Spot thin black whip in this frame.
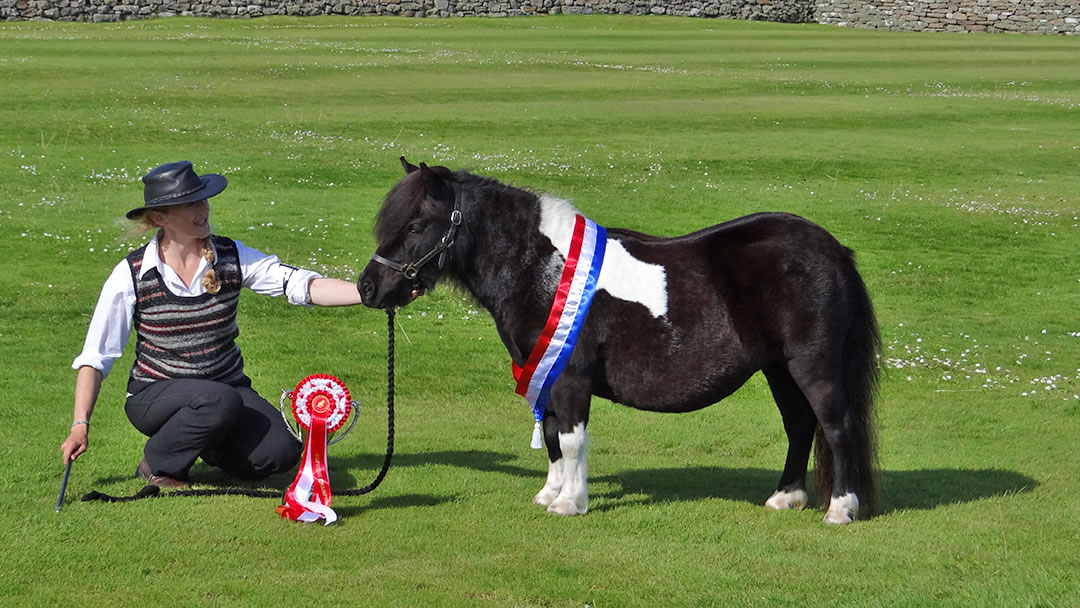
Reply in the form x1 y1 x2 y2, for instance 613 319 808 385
82 308 397 504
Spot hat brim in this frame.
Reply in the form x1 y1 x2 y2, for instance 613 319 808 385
126 174 228 220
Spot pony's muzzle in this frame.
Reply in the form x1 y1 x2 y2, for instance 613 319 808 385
357 273 379 308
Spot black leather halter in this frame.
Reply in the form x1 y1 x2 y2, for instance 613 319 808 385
370 182 462 282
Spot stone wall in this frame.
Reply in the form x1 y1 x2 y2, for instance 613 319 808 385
1 0 1078 34
0 0 813 22
817 0 1080 34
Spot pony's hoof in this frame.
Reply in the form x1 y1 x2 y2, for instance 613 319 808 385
533 488 559 507
764 489 808 511
823 493 859 525
547 498 587 516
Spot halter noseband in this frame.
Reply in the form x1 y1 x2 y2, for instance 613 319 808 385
370 182 462 282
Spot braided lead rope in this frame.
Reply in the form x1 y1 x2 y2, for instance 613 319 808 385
82 308 397 504
339 308 395 496
82 485 281 502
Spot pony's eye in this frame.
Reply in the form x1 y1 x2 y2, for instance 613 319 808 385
408 223 424 234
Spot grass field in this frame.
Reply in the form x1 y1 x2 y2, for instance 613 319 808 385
2 14 1079 607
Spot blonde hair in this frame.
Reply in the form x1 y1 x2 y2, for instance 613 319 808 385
200 238 221 295
133 211 220 295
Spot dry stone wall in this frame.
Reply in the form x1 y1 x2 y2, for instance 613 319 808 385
2 0 1078 34
818 0 1080 34
0 0 813 21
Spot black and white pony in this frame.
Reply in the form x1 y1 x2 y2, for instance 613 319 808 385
358 158 880 524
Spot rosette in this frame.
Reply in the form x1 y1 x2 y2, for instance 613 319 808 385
290 374 352 432
276 374 351 526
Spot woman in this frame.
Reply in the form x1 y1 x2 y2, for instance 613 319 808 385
60 160 364 488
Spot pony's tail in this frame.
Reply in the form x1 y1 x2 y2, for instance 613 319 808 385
814 259 881 517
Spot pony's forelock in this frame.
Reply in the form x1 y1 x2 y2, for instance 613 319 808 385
374 172 427 244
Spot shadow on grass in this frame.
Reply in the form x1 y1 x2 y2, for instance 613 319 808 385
82 450 529 510
333 451 1037 515
590 466 1039 514
331 449 541 483
87 450 1036 516
334 493 457 517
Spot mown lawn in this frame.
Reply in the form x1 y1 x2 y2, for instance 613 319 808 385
1 15 1078 607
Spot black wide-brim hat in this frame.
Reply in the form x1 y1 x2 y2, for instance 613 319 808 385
126 160 228 220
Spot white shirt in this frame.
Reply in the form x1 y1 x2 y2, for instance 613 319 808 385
72 233 323 379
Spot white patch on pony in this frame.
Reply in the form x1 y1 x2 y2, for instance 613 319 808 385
538 195 668 318
547 422 589 516
599 240 668 318
824 492 859 525
764 489 808 511
533 458 564 507
538 195 581 255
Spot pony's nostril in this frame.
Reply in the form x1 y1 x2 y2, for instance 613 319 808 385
358 276 377 304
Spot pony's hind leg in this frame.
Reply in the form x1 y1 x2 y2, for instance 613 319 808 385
533 411 565 507
788 358 867 525
762 364 815 511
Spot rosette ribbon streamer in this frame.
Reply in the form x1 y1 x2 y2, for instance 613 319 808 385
276 374 353 525
512 214 606 448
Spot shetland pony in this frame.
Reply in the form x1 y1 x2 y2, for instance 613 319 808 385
358 158 880 524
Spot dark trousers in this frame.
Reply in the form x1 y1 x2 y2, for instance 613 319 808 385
125 379 302 481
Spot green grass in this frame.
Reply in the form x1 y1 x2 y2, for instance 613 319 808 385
2 15 1079 607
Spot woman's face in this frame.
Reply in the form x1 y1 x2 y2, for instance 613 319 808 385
152 200 211 241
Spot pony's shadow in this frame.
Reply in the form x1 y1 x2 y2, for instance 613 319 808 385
590 466 1038 514
320 451 1040 515
92 451 1036 516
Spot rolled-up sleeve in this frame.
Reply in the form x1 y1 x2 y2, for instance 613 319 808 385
71 260 136 379
236 240 323 306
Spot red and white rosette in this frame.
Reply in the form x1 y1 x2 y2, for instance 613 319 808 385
276 374 351 526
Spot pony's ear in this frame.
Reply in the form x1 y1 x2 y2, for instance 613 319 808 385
419 162 453 180
419 162 454 196
401 156 419 174
419 162 436 187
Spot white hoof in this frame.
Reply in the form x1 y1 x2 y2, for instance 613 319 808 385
533 487 560 507
547 496 587 516
823 492 859 525
764 489 808 511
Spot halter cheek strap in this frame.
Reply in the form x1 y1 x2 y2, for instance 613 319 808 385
370 183 463 283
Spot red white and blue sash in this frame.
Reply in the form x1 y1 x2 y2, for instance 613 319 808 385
512 214 606 448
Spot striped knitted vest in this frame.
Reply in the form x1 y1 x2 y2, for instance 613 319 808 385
126 235 247 392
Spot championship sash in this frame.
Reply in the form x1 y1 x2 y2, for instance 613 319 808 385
512 214 606 448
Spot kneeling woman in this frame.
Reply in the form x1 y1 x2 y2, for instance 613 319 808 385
60 161 364 488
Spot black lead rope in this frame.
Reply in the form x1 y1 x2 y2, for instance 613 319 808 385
82 309 397 504
339 307 395 497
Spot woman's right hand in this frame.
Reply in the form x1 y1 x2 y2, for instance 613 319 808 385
65 366 103 465
61 426 89 465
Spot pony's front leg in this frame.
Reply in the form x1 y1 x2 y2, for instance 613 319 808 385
533 413 565 507
535 370 592 516
547 422 588 516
